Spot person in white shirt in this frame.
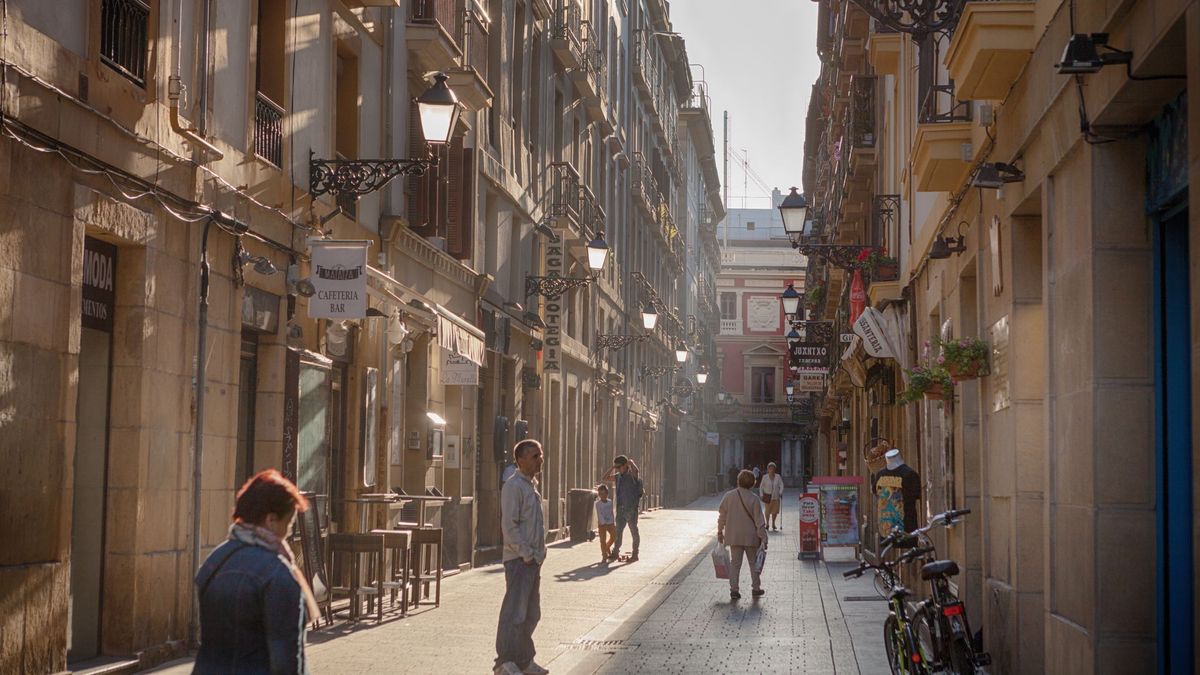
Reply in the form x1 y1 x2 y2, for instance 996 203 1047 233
594 484 616 562
759 462 786 531
494 440 549 675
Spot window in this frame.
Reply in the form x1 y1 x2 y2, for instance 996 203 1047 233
720 292 737 321
746 221 755 230
254 0 286 166
297 360 331 522
235 335 259 487
100 0 150 86
751 366 775 403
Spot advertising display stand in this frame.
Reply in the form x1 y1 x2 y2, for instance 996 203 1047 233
797 493 821 560
809 476 862 561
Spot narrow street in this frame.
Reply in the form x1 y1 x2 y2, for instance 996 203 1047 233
147 491 888 674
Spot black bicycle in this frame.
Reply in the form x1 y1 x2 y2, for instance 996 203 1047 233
845 541 936 674
902 509 992 674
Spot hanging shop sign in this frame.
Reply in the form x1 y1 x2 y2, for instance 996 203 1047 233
436 305 486 367
441 351 481 385
798 493 821 559
797 371 826 392
82 236 117 333
853 307 897 359
840 335 868 388
791 342 829 371
543 240 564 373
308 239 369 319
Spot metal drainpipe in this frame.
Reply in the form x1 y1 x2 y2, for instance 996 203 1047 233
197 0 212 135
190 216 214 643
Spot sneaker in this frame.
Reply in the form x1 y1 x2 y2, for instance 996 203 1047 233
629 553 639 562
495 662 522 675
752 588 766 597
730 590 741 600
522 661 550 675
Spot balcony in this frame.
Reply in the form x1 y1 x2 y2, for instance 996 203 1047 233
868 31 903 76
253 92 284 167
631 152 663 219
100 0 150 86
445 6 493 111
944 1 1036 101
632 31 657 101
550 0 583 71
572 20 607 124
912 121 973 191
407 0 463 75
720 319 739 335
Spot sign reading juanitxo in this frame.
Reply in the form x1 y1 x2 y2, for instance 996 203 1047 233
308 239 369 319
791 342 829 372
82 236 117 333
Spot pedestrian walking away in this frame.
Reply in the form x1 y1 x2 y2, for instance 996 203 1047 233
759 462 785 531
602 454 643 562
194 469 320 675
717 470 768 600
594 484 616 562
495 440 550 675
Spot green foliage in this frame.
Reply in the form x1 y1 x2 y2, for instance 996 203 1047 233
898 362 952 404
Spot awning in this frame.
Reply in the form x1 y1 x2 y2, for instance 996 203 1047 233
365 266 436 327
435 304 486 366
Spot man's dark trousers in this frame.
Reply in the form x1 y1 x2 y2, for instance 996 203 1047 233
495 559 541 669
612 505 640 557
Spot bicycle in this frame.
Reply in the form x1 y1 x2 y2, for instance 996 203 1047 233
898 508 992 674
844 541 935 675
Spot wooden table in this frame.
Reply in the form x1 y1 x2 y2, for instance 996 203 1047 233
343 494 411 532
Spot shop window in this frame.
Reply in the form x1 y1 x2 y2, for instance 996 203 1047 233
297 360 332 524
751 366 775 403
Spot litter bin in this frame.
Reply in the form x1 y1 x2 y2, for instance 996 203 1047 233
567 488 597 542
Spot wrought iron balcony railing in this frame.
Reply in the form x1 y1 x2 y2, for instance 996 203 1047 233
464 6 490 81
552 0 583 60
920 82 972 124
100 0 150 86
849 75 876 148
254 92 285 168
548 162 583 223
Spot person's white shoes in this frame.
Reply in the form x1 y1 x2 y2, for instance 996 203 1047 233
522 661 550 674
494 661 522 675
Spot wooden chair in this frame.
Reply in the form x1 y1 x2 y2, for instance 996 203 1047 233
369 529 412 615
407 527 443 608
296 493 333 627
326 532 386 622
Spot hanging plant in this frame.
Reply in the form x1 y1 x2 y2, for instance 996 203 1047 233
937 336 991 381
806 283 825 308
898 363 953 404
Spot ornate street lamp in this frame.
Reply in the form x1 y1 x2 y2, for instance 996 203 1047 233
785 381 795 397
641 302 659 331
780 283 802 318
674 342 689 364
778 187 808 236
786 327 802 347
586 232 610 271
696 367 709 385
310 73 460 204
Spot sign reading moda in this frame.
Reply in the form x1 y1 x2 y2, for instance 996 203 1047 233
308 239 370 319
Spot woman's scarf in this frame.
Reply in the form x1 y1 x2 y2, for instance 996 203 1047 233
230 521 322 623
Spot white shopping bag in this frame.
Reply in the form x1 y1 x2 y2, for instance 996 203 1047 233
712 541 731 579
754 546 767 575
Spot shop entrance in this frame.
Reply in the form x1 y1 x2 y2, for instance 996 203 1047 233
743 436 781 476
69 237 117 662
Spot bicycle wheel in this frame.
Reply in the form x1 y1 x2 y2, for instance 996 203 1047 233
911 605 940 669
884 615 905 675
948 635 976 674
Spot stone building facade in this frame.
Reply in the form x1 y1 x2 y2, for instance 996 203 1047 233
0 0 720 672
802 0 1199 671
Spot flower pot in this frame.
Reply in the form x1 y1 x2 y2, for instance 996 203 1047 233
923 383 945 400
872 263 899 282
948 360 986 381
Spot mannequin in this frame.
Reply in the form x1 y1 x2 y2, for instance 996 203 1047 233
873 448 921 539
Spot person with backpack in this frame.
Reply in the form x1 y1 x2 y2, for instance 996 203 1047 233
717 470 768 600
602 455 643 562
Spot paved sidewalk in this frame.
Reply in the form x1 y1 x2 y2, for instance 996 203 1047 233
146 490 888 674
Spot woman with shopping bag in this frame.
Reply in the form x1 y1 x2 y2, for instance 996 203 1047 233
717 470 768 600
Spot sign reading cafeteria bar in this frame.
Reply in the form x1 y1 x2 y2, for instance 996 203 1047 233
308 239 369 319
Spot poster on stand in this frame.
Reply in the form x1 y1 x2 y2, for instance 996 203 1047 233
810 476 861 548
798 493 821 559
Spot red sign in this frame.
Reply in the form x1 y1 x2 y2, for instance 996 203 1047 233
849 269 866 325
798 493 821 559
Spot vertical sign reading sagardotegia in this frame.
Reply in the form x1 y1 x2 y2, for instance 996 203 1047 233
542 239 563 373
308 239 370 319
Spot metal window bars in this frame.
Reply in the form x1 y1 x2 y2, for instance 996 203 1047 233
254 92 285 167
100 0 150 86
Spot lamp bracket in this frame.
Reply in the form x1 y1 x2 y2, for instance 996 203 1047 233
595 333 651 351
309 151 435 201
631 271 683 337
793 244 877 270
640 365 678 379
524 274 595 300
845 0 966 38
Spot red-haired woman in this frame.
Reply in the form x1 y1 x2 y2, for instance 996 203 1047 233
194 469 320 674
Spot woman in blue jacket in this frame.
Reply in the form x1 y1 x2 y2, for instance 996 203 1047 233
194 469 320 674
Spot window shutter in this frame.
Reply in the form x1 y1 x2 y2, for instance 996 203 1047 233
446 138 474 259
407 101 435 234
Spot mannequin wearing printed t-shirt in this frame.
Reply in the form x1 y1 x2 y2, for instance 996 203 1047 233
873 449 920 540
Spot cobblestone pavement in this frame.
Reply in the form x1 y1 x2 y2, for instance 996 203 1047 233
146 490 889 674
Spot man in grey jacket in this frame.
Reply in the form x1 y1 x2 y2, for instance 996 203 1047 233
494 439 549 675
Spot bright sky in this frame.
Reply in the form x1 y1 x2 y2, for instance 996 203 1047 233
669 0 820 210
